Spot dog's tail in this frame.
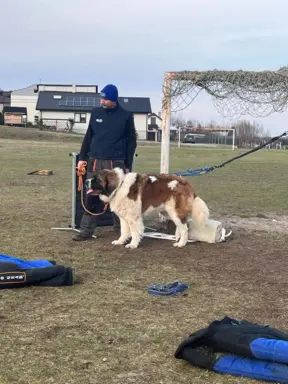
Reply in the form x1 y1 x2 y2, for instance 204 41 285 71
190 196 209 226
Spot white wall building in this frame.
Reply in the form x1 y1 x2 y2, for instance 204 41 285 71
11 85 38 122
10 84 152 140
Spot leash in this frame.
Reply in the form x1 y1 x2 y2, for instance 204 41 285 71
212 130 288 170
76 161 108 216
174 130 288 177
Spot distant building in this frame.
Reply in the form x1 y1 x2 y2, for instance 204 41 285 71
10 84 152 139
147 112 162 141
0 90 11 113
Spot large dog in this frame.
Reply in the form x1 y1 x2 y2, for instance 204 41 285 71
85 168 210 249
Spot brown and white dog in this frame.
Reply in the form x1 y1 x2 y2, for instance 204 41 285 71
86 168 209 249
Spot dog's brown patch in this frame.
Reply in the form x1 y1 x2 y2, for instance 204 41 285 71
127 174 142 200
127 173 197 221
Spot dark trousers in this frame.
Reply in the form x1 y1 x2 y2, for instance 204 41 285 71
79 158 125 236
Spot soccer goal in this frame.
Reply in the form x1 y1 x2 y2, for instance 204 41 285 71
160 69 288 173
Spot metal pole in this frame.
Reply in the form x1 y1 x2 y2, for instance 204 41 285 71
70 152 77 229
51 151 98 236
51 152 79 233
160 72 173 174
132 153 138 172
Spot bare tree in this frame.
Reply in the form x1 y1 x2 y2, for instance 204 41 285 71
232 120 270 147
171 113 186 129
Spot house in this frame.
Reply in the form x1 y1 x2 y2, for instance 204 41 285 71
36 91 152 139
0 90 11 113
10 84 98 127
147 112 162 141
3 106 27 126
146 112 179 142
11 84 152 140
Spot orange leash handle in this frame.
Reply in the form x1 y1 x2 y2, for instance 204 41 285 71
76 161 87 192
76 162 108 216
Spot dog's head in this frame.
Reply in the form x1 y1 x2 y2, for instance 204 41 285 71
85 167 125 199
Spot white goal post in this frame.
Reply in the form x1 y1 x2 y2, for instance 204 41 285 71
160 72 173 174
160 72 235 174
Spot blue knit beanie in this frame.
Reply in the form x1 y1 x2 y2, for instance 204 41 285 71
100 84 118 102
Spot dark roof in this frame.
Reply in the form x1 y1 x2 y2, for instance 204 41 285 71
148 123 159 129
3 106 27 114
119 96 151 113
148 112 162 120
36 91 151 114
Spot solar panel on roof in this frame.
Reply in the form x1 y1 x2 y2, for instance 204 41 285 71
58 96 101 107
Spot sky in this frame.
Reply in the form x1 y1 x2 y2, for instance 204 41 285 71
1 0 288 134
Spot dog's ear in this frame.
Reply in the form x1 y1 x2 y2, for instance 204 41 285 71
104 172 118 195
92 171 108 193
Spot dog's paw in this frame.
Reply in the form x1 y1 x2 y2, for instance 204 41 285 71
125 243 138 249
173 242 185 248
112 239 124 245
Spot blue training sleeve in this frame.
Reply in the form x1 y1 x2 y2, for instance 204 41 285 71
0 254 53 269
250 338 288 364
214 354 288 383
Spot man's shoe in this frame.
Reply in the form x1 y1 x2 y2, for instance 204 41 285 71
72 233 93 241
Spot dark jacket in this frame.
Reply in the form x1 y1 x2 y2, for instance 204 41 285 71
78 103 137 170
175 316 288 370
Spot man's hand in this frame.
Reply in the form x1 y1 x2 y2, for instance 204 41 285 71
77 160 86 170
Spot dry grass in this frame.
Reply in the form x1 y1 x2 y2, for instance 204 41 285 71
1 126 288 384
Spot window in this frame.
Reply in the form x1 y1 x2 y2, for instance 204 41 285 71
151 117 156 124
74 113 86 123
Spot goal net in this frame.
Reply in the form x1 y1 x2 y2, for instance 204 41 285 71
160 68 288 173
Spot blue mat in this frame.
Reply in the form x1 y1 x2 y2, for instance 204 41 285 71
147 280 189 296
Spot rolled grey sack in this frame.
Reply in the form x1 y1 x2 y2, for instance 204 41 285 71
161 214 232 243
187 218 231 243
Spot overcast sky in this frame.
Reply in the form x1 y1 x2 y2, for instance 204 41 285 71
2 0 288 134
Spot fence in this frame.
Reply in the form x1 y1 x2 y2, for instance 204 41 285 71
41 119 73 132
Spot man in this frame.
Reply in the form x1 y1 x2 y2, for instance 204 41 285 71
73 84 137 241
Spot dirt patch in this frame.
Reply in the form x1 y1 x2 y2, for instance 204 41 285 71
2 226 288 384
143 212 288 237
219 214 288 234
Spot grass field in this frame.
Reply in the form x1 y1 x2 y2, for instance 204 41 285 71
1 126 288 384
